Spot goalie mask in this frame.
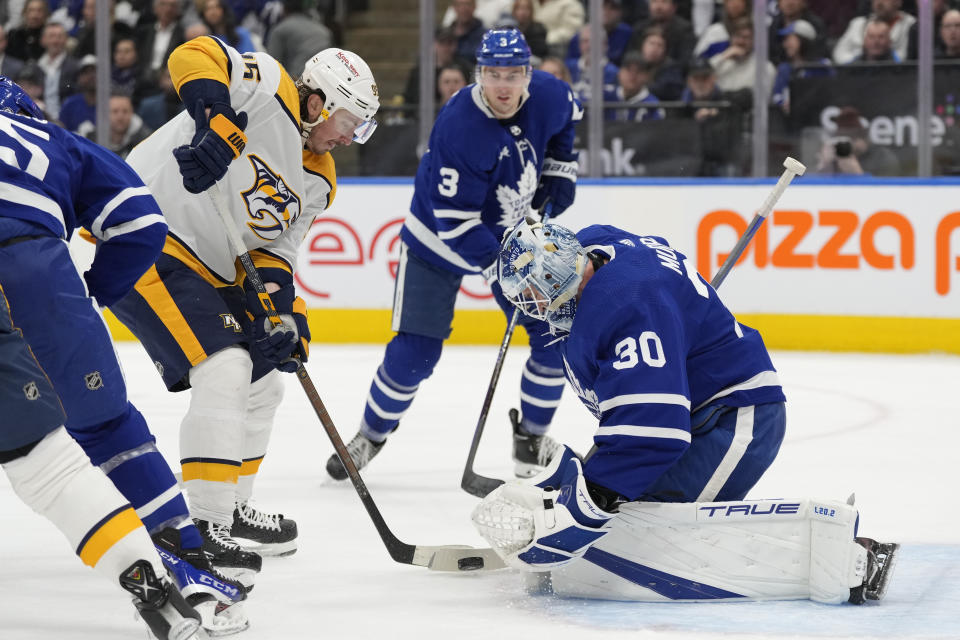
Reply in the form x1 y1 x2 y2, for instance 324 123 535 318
0 76 44 119
498 218 587 333
297 48 380 144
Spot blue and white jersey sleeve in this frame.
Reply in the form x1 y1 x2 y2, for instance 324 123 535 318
71 134 167 307
423 116 501 271
544 80 581 159
578 296 692 500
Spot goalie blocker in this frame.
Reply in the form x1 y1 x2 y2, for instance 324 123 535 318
473 452 898 604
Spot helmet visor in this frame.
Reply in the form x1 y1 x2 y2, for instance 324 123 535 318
325 109 378 144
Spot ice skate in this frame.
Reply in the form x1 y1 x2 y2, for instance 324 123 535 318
231 500 298 557
194 519 262 591
325 431 386 480
848 537 900 604
510 408 563 478
152 527 249 636
119 559 208 640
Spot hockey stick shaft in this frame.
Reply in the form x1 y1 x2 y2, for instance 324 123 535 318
460 202 552 498
710 157 806 289
207 183 504 572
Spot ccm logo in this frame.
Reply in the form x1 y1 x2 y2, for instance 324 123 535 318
699 502 801 517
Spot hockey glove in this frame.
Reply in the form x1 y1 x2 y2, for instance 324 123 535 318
531 150 578 217
471 445 614 571
245 286 311 373
173 100 248 194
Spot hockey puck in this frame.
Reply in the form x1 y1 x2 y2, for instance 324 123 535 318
457 556 484 571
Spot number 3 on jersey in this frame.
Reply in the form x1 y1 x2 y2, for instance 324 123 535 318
613 331 666 370
438 167 459 197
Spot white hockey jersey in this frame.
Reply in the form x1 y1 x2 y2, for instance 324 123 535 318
126 36 336 286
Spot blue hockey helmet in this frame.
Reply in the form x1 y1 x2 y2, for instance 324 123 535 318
498 217 587 333
476 28 531 67
0 76 44 119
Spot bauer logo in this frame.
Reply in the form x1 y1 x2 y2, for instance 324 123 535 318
242 154 302 242
698 502 801 519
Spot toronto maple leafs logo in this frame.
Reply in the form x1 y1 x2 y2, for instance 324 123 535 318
496 159 538 228
562 355 601 419
242 154 302 241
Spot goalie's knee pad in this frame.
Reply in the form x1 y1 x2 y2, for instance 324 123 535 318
549 497 868 604
2 427 163 579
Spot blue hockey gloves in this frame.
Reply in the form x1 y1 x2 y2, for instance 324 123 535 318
532 151 578 217
472 445 614 570
173 100 248 194
245 286 310 373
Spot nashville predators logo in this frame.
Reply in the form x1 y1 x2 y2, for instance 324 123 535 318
242 154 302 241
220 313 243 333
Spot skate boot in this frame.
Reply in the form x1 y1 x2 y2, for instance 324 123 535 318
152 527 249 636
194 519 262 591
231 500 298 557
848 537 901 604
325 431 386 480
119 559 207 640
510 408 564 478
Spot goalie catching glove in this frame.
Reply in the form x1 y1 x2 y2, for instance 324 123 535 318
245 285 310 373
471 445 614 570
531 150 577 217
173 99 248 194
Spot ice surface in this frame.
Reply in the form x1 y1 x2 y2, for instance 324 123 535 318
1 345 958 639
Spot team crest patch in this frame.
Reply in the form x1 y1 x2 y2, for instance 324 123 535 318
23 381 39 401
242 154 302 241
221 313 243 333
84 371 103 390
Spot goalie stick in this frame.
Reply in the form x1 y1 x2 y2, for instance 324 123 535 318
459 157 807 498
207 183 505 573
460 202 552 498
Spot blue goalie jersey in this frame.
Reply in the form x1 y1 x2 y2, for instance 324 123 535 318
0 111 166 306
561 225 786 499
400 69 582 274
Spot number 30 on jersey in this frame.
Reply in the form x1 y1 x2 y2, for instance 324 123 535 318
613 332 666 370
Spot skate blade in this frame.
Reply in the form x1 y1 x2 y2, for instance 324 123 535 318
195 600 249 637
231 536 298 557
170 618 208 640
867 541 901 601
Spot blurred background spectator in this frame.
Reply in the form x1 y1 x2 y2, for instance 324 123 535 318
567 0 632 66
708 17 775 97
137 65 183 130
0 24 25 79
14 60 46 113
538 0 585 55
694 0 748 59
442 0 512 28
111 35 151 105
200 0 258 53
72 0 136 59
538 54 572 82
37 20 79 121
566 22 618 103
771 19 831 113
437 62 469 105
850 18 901 62
266 0 333 76
833 0 915 64
509 0 548 59
6 0 48 62
680 57 749 176
135 0 187 82
448 0 485 60
87 91 152 158
59 53 97 135
603 50 664 121
633 25 685 100
937 8 960 58
816 105 900 176
629 0 695 65
402 26 471 105
767 0 827 64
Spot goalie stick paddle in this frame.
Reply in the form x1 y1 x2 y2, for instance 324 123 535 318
460 202 552 499
460 157 807 498
207 183 505 573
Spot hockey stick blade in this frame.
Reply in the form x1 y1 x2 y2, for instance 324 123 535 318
207 184 506 574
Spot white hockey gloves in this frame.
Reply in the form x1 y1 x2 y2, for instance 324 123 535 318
471 446 613 570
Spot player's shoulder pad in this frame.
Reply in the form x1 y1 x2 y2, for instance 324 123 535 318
303 149 337 209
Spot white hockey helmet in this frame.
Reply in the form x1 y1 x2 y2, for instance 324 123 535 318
297 48 380 144
498 217 587 333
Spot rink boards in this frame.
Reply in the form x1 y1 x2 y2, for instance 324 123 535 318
85 177 960 354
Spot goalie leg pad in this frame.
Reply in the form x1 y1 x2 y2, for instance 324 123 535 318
549 497 875 604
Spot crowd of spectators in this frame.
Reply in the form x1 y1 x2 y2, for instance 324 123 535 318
2 0 956 175
0 0 337 157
